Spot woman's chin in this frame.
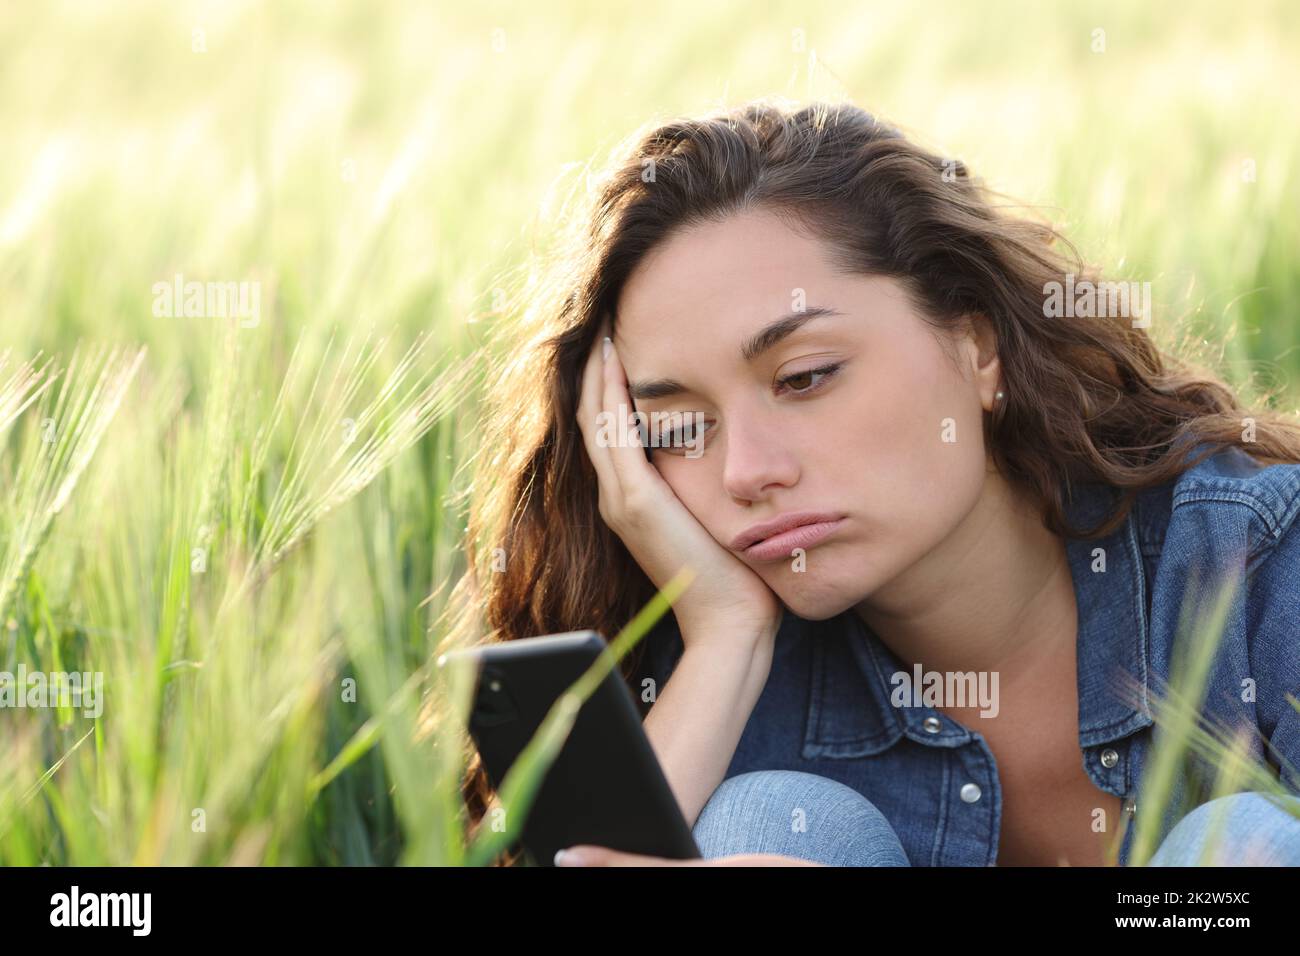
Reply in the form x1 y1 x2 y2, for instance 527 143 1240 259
768 580 863 623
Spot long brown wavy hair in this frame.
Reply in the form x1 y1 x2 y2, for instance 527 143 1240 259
426 97 1300 863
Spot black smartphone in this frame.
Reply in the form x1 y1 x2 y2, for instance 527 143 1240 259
440 630 701 866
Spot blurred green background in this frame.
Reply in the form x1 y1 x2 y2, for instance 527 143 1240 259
0 0 1296 864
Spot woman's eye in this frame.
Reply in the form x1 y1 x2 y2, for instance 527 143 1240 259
776 362 843 395
660 418 711 452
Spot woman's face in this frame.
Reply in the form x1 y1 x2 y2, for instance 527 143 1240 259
612 207 1003 621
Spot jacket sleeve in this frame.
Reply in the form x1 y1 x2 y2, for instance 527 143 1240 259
1247 500 1300 794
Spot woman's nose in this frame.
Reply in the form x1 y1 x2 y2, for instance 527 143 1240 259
719 412 799 502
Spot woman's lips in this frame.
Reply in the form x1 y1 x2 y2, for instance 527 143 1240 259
743 518 847 561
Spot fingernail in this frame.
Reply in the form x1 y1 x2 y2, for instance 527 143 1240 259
554 847 585 866
602 336 612 360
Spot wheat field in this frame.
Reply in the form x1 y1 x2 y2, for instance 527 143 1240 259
0 0 1296 865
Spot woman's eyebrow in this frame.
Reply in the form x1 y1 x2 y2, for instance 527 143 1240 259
626 306 844 400
739 306 844 362
627 377 690 400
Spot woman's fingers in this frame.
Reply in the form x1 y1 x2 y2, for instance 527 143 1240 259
555 845 701 866
575 315 619 505
600 333 664 504
575 313 667 522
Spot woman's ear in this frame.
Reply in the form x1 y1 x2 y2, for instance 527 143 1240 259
963 313 1002 411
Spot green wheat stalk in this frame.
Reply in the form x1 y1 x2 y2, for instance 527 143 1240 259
0 347 145 621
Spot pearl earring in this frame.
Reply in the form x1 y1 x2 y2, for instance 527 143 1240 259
995 390 1005 401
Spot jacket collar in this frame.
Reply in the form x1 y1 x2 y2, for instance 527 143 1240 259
801 479 1158 760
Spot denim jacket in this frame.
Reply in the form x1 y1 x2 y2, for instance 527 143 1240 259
635 443 1300 865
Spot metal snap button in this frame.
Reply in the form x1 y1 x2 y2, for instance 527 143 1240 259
1100 748 1119 768
923 716 942 734
960 782 981 803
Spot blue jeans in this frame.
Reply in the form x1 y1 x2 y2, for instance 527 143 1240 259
691 770 1300 866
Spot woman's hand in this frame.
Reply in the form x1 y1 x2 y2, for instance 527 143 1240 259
554 845 823 867
574 314 784 651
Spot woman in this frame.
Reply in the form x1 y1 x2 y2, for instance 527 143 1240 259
443 98 1300 866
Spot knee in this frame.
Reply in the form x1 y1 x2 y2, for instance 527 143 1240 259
1150 791 1300 866
692 769 909 866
